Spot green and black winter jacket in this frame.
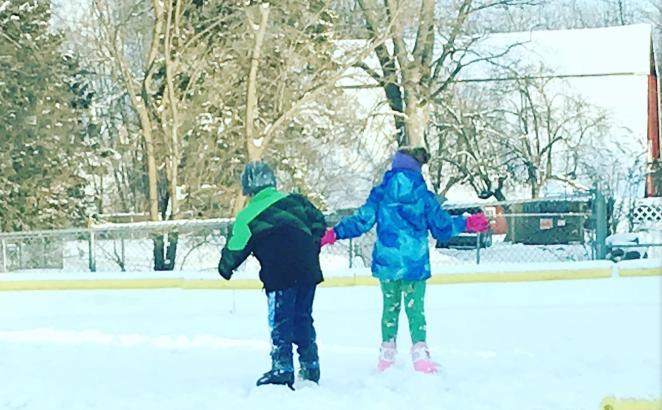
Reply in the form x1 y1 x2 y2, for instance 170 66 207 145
218 187 327 291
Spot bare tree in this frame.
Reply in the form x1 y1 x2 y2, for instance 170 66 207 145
493 75 610 198
226 1 393 212
91 0 160 220
428 67 612 201
352 0 538 147
429 88 511 200
80 1 384 214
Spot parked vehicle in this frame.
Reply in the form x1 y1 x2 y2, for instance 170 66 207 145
435 205 495 249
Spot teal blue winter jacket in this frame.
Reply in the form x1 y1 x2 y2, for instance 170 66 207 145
334 169 465 281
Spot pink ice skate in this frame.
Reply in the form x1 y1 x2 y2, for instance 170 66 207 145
411 342 439 374
377 341 397 372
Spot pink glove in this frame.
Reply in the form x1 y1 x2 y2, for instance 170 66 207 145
465 212 490 233
320 228 337 246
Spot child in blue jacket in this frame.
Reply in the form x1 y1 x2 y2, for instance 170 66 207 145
321 147 488 373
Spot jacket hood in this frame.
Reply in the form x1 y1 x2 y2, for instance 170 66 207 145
382 169 427 204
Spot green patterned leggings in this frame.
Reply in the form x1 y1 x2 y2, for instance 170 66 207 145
379 279 427 344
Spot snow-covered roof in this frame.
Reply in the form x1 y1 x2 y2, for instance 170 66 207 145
462 23 655 80
336 24 657 201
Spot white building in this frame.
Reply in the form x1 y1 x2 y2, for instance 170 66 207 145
340 24 660 200
461 24 659 197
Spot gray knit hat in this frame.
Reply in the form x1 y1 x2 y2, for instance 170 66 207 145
240 161 277 196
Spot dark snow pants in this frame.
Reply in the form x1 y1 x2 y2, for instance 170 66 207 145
267 284 319 372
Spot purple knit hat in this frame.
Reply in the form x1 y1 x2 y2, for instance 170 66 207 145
391 146 430 171
391 151 421 171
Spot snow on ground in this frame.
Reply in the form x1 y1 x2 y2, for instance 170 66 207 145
0 275 660 410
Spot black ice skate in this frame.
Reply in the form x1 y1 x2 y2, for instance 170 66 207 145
298 367 320 384
256 369 295 390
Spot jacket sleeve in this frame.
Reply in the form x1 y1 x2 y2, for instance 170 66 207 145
333 187 381 240
304 198 327 240
424 191 466 242
218 218 253 277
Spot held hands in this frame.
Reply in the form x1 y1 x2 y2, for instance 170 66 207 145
465 212 490 233
320 228 337 246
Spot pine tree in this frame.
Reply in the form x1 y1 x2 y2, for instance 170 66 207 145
0 0 90 231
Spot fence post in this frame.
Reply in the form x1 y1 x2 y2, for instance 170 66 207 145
593 186 608 260
1 239 6 273
475 233 481 264
348 238 353 269
88 230 97 272
41 237 47 269
120 236 126 272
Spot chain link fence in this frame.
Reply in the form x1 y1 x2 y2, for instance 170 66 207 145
0 219 358 273
1 191 660 273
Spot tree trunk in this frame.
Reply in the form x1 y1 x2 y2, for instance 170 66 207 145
113 51 159 222
151 0 181 271
381 81 407 145
153 234 178 271
404 100 429 147
165 233 178 270
530 182 540 198
163 0 181 221
135 107 160 221
152 185 178 271
386 0 434 148
232 3 270 216
494 190 507 202
245 2 270 162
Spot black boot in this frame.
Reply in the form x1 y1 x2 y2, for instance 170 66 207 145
297 342 319 383
256 369 295 390
298 366 320 383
